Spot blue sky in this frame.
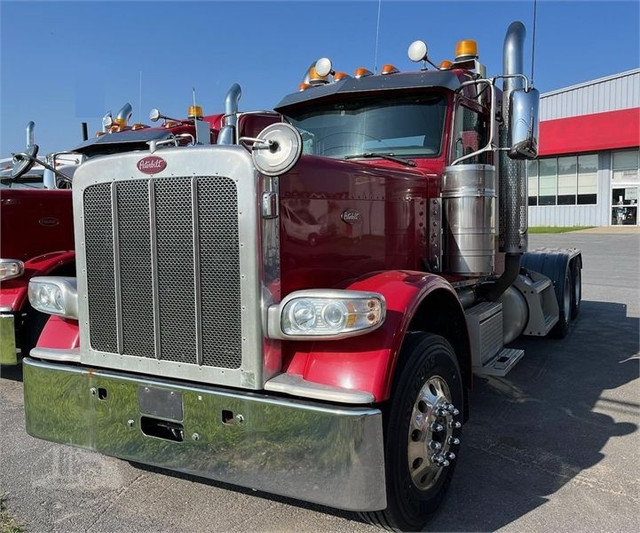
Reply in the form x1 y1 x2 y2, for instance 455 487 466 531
1 0 638 154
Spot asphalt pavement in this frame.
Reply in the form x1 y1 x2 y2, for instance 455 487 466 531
1 231 638 532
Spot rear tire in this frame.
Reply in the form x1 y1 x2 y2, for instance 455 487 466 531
361 332 463 531
570 259 582 319
551 269 571 339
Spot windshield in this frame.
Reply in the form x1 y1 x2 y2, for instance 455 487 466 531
285 93 447 159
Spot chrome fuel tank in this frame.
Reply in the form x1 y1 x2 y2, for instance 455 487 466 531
442 164 496 276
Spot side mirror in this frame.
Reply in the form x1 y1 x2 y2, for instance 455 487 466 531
508 88 539 160
12 143 39 179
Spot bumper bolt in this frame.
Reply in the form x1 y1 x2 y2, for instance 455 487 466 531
127 419 135 427
192 433 200 441
89 387 97 396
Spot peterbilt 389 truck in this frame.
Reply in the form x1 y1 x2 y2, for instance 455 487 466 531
23 22 581 531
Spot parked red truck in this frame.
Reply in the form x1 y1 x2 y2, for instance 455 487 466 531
1 104 276 365
23 22 581 530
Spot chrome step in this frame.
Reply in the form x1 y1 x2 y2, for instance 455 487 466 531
474 348 525 377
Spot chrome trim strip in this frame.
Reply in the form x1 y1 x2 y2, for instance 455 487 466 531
264 373 375 404
110 182 124 354
0 307 13 313
191 177 203 366
148 179 161 360
23 358 386 511
29 347 81 363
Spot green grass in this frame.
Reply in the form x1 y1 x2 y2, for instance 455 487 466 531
529 226 595 234
0 494 25 533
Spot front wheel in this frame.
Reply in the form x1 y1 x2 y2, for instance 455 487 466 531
361 332 464 531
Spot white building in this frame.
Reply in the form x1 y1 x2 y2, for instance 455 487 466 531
528 69 640 227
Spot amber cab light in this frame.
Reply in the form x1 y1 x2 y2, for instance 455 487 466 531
381 64 399 75
439 60 453 69
188 105 203 119
298 82 311 91
455 39 478 60
333 71 350 81
354 68 373 79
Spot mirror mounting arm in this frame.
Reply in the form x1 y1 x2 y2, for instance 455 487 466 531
12 150 71 182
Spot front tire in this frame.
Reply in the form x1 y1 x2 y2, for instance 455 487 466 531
361 333 463 531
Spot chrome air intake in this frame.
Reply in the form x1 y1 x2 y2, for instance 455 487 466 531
499 21 528 254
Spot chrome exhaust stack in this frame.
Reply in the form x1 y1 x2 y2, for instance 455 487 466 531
115 103 133 125
483 21 529 301
26 121 35 147
217 83 242 145
499 21 528 256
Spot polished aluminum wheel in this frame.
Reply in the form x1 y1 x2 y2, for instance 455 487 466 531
407 375 460 491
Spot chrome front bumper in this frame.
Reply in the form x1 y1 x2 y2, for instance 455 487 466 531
23 358 386 511
0 313 17 365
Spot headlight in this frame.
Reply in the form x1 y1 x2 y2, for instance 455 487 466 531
0 259 24 281
28 277 78 319
268 290 386 340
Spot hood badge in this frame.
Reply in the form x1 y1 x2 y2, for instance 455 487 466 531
137 156 167 174
341 209 362 225
39 217 59 227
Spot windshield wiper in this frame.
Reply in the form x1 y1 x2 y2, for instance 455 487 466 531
344 152 416 167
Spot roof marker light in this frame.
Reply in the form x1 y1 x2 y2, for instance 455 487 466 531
439 60 453 69
333 71 350 81
298 82 311 91
354 68 373 79
381 64 399 75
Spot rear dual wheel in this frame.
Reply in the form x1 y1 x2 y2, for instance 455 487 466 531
361 333 463 531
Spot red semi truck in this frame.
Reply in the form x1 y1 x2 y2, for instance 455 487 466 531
1 105 275 365
23 22 581 530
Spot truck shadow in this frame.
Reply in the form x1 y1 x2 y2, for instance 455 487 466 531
429 299 639 531
0 363 23 382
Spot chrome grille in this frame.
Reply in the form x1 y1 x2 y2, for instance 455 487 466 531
83 176 242 369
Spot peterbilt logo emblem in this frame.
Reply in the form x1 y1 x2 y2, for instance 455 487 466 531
341 209 362 224
38 217 59 227
137 156 167 174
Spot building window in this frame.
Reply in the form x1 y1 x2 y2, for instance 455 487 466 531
612 149 639 183
578 154 598 204
527 154 598 206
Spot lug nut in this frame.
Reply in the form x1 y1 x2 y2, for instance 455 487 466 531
441 459 450 467
446 452 456 460
429 441 442 451
449 420 462 429
430 423 444 432
448 437 460 445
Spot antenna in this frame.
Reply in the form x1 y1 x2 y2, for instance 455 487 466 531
138 71 142 120
531 0 538 86
373 0 382 74
192 87 197 107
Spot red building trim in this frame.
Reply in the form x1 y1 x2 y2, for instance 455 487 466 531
539 108 640 156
